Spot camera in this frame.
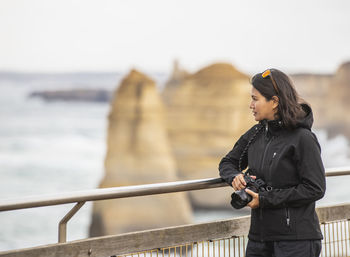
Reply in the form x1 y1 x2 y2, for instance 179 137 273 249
230 172 266 209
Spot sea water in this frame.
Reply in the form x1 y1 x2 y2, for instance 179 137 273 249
0 73 349 251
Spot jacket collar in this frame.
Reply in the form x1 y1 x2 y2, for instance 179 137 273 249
260 119 283 137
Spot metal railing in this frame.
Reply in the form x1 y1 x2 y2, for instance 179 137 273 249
0 168 350 257
0 177 227 243
0 166 350 245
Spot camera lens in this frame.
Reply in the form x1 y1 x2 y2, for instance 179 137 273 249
231 189 252 209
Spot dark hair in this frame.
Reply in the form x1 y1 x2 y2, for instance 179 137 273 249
250 68 306 129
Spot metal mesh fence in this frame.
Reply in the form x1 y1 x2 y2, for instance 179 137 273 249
117 220 350 257
116 236 247 257
321 219 350 257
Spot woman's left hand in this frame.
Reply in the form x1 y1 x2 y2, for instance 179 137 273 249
246 189 259 209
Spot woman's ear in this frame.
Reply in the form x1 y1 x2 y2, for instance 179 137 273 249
272 96 279 109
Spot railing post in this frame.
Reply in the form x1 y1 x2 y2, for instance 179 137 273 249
58 202 85 243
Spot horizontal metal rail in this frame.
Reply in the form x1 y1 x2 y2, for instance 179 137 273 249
0 167 350 211
0 166 349 244
0 177 226 212
1 167 349 212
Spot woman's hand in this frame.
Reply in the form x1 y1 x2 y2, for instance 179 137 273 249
232 174 246 191
232 174 256 191
246 189 259 209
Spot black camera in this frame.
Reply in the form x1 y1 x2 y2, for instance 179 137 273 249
230 172 266 209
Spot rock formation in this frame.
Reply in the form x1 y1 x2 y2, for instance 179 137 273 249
29 89 113 102
162 60 190 105
162 63 255 208
321 62 350 138
89 69 193 236
90 61 350 233
290 73 333 129
291 61 350 139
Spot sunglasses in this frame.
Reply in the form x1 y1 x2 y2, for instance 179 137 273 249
262 69 279 95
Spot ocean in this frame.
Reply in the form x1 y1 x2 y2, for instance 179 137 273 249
0 72 350 251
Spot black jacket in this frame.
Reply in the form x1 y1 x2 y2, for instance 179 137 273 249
219 104 326 241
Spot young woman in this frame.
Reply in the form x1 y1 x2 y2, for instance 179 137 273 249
219 69 326 257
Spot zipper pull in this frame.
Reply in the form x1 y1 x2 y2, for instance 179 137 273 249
269 152 277 166
286 208 290 227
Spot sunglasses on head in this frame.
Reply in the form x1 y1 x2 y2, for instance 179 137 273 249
262 69 279 95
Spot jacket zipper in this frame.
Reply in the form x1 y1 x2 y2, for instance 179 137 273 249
260 137 274 184
259 123 275 242
259 122 272 242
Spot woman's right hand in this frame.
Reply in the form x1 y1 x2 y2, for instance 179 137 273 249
232 174 247 191
232 174 257 191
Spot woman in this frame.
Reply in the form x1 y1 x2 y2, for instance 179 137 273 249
219 69 326 257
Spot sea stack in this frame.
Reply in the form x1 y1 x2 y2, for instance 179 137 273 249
162 63 254 208
89 69 193 236
291 61 350 139
323 62 350 138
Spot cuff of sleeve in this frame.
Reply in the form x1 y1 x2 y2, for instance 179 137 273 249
259 191 268 208
227 176 234 187
228 173 244 187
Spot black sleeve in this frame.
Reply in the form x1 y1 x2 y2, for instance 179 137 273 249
259 130 326 208
218 126 257 186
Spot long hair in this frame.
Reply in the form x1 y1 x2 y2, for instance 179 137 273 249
251 68 306 129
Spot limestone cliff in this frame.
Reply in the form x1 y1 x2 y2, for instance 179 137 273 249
291 61 350 139
322 62 350 138
89 70 193 236
290 73 333 129
162 60 190 105
162 63 255 208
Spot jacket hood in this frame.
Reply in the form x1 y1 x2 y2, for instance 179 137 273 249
259 103 314 135
296 103 314 130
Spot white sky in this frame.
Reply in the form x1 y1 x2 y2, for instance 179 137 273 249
0 0 349 74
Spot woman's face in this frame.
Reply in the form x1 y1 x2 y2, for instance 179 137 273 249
250 87 278 121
